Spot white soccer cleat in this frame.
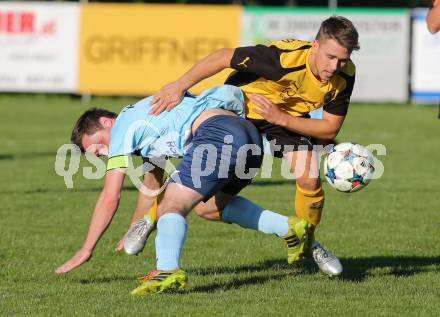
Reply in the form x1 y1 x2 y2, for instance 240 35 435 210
123 218 156 256
311 241 343 277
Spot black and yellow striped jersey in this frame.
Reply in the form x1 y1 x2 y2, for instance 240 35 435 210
225 39 356 120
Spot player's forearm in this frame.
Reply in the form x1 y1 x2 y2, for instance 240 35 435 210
176 48 235 90
82 194 120 252
277 114 340 140
427 5 440 34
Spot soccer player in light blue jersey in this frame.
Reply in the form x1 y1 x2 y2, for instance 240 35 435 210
55 85 312 290
106 85 245 161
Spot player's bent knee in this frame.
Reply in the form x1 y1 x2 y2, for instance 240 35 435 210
296 177 320 191
157 182 204 217
156 197 191 218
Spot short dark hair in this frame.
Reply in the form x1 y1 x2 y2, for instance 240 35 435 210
71 108 117 152
316 16 360 52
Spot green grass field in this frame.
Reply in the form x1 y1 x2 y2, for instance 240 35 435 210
1 95 439 316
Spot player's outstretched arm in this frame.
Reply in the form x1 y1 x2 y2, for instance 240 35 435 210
149 48 235 115
115 165 165 252
55 170 125 273
427 1 440 34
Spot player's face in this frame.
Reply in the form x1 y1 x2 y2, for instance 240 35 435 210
311 38 351 83
81 117 113 156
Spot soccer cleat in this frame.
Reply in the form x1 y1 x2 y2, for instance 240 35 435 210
131 269 187 296
283 217 309 264
311 241 343 277
123 218 156 256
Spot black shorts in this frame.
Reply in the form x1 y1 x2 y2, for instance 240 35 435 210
249 119 316 158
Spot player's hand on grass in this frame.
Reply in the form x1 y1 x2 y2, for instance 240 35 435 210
249 93 285 125
115 235 126 252
55 248 92 274
149 81 186 115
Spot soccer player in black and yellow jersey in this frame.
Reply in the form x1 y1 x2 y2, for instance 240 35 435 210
144 16 359 274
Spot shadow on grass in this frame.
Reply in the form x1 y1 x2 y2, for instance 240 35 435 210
187 258 292 276
76 275 138 284
189 273 288 293
339 255 440 282
0 152 56 160
189 255 440 286
0 154 13 160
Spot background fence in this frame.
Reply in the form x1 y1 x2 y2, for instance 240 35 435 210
0 2 438 102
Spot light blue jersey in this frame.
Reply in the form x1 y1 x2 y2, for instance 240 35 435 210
107 85 244 170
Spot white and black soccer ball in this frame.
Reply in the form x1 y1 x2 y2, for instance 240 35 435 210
324 142 375 193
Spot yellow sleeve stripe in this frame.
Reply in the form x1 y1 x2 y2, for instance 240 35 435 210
107 155 129 171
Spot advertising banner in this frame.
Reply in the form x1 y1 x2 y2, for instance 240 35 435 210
0 2 79 92
241 8 410 102
79 4 241 95
411 8 440 102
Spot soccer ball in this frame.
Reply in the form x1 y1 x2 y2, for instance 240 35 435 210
324 142 375 193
